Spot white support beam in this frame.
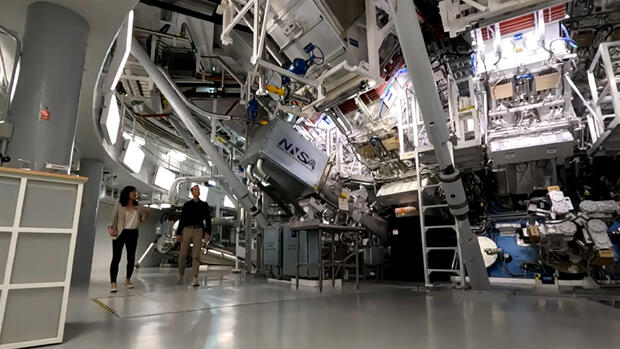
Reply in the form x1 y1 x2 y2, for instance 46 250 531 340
221 0 256 45
393 0 490 290
251 0 270 65
131 38 268 229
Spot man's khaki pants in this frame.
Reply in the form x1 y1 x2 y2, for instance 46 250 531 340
178 227 202 278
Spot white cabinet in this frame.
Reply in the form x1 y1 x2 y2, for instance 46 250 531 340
0 167 86 348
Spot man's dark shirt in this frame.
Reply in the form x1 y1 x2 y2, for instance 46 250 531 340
176 199 212 236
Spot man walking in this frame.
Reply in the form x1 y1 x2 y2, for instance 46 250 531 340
176 184 212 286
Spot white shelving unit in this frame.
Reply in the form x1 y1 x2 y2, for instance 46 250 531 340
0 167 86 349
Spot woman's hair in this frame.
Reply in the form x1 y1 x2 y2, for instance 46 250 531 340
119 186 138 207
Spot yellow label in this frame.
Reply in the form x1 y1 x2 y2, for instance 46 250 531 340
458 105 476 112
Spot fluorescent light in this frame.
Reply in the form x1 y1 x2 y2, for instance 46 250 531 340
101 93 121 144
110 10 134 91
466 118 475 132
9 59 20 103
188 182 208 201
161 203 172 209
208 180 216 186
123 140 145 173
223 195 235 208
154 166 176 190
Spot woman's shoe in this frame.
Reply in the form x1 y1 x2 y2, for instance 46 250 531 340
110 283 118 293
125 280 134 289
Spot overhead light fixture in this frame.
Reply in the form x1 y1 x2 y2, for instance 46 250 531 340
9 59 20 103
109 10 133 91
154 166 176 190
123 140 145 173
223 195 235 208
100 92 122 144
160 203 172 209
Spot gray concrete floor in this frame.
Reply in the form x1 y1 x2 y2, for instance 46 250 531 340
51 267 620 349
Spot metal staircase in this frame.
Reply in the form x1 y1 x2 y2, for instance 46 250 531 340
414 147 465 288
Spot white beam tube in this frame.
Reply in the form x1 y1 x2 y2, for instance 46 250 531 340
393 0 490 290
252 0 270 65
132 38 267 229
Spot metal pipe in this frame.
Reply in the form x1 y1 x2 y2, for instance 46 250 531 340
246 163 256 183
167 116 238 205
252 0 259 62
255 158 269 180
132 38 267 229
0 25 21 122
394 0 489 290
205 246 245 263
156 66 231 121
169 175 212 204
253 0 270 65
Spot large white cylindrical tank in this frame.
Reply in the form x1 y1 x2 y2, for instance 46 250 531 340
6 2 88 172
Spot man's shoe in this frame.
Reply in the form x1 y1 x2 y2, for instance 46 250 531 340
192 277 199 287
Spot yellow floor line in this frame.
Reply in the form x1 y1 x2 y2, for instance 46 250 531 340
91 298 119 317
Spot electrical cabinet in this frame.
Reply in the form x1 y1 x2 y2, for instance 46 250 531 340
282 227 319 278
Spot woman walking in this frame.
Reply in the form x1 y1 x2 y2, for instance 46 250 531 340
107 186 147 293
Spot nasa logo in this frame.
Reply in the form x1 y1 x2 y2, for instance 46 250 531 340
278 138 316 170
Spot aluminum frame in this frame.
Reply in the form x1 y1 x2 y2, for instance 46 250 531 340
587 41 620 155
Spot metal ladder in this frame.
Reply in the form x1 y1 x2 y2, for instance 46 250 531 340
414 147 465 288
